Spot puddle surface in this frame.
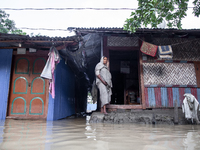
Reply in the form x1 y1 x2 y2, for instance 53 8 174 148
0 117 200 150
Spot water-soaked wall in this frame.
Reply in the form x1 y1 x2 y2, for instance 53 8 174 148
145 87 200 108
0 49 13 120
47 59 75 120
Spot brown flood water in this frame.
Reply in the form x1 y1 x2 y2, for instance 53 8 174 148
0 117 200 150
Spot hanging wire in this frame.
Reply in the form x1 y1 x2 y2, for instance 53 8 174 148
0 7 195 11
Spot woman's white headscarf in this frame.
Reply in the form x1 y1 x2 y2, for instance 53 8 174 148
95 56 108 72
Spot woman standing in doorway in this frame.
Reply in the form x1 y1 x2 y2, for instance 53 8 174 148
95 56 112 114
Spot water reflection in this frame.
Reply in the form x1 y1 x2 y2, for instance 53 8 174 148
0 120 5 144
0 118 200 150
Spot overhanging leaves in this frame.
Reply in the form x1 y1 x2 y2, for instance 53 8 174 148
124 0 199 32
0 9 26 35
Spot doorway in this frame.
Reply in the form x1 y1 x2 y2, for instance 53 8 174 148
7 54 48 119
109 50 140 105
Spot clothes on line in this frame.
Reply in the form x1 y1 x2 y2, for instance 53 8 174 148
140 41 173 59
158 45 173 59
41 46 61 99
140 41 158 57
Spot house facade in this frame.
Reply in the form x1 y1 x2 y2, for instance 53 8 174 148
1 28 200 120
75 27 200 110
0 34 80 120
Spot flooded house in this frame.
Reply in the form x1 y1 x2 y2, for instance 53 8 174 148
0 33 87 120
74 27 200 112
1 27 200 121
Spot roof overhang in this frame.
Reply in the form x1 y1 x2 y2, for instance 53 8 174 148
0 33 81 50
69 27 200 38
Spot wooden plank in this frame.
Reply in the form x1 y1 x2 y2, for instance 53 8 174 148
161 87 168 107
107 104 142 109
139 50 146 109
148 88 156 107
0 42 77 50
106 47 138 50
154 88 161 107
13 50 48 56
179 88 185 107
197 88 200 103
144 87 149 107
194 62 200 87
167 88 173 107
0 46 50 49
172 88 180 107
138 37 145 109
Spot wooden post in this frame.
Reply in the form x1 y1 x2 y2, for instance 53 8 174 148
174 100 178 124
138 38 146 109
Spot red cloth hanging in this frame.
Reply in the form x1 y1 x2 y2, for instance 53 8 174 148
140 41 158 57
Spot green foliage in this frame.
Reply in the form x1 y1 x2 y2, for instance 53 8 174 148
124 0 199 32
0 10 26 35
193 0 200 17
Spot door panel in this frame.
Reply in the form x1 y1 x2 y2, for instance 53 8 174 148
13 77 28 94
29 97 44 115
15 58 29 74
11 97 26 114
31 77 45 94
8 55 48 119
32 58 46 74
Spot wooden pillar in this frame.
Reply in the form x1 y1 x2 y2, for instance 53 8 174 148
138 38 146 109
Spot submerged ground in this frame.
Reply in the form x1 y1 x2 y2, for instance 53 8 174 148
0 116 200 150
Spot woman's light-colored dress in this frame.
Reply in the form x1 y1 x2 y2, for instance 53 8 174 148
95 57 112 107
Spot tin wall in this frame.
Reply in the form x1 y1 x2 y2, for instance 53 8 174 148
0 49 13 120
47 59 75 120
145 87 200 108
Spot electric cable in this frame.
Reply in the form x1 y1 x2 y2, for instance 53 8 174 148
0 7 195 11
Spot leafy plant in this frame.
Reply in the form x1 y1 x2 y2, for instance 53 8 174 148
0 9 26 35
124 0 199 32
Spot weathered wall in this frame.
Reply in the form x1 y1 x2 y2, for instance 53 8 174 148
106 36 200 108
47 59 75 120
143 62 198 108
143 62 197 86
145 87 200 108
0 49 13 120
142 37 200 108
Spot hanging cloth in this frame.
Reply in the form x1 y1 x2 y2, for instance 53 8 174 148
41 46 61 98
140 41 158 57
182 93 200 123
158 45 173 59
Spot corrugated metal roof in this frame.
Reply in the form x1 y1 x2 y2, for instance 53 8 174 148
0 33 80 41
69 27 200 34
71 27 200 31
0 33 81 49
